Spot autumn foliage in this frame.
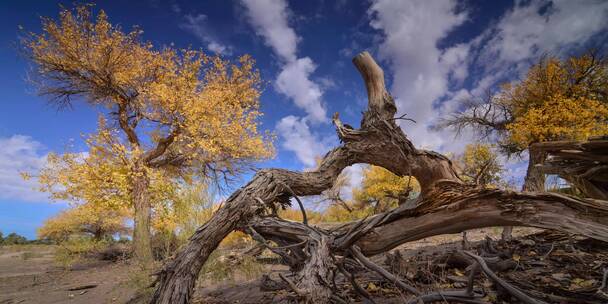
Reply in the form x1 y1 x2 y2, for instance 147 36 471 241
444 51 608 155
501 53 608 151
455 143 503 187
23 5 273 264
37 203 130 242
353 166 419 213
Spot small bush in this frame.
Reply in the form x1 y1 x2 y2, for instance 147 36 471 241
54 237 111 268
219 231 254 249
199 250 264 283
2 232 28 245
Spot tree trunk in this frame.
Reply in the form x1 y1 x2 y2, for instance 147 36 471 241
132 164 153 267
523 146 546 192
502 145 546 241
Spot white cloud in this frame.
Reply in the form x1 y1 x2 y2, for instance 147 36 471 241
241 0 298 62
275 58 327 123
0 135 49 202
275 116 330 168
471 0 608 90
340 164 365 200
241 0 328 123
482 0 608 68
180 14 232 55
369 0 468 150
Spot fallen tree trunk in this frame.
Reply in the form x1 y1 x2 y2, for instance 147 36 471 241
150 52 608 304
534 137 608 200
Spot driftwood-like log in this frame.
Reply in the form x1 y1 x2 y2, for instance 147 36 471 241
150 52 608 304
533 136 608 200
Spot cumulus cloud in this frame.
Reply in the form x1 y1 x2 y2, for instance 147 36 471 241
180 14 232 55
275 116 330 167
482 0 608 67
241 0 298 62
241 0 328 122
0 135 48 202
471 0 608 93
340 164 365 200
276 58 327 123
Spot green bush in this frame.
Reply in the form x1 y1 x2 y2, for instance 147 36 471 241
2 232 28 245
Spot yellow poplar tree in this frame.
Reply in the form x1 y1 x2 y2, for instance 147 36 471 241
23 6 273 264
353 166 419 214
501 54 608 150
37 202 130 242
443 51 608 192
456 143 503 187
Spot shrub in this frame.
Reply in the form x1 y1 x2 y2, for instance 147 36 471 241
2 232 28 245
54 237 111 267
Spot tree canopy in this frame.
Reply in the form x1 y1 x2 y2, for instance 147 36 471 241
443 51 608 155
37 202 130 242
23 5 274 264
353 165 419 213
455 143 503 187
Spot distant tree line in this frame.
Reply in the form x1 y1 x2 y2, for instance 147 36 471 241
0 231 27 245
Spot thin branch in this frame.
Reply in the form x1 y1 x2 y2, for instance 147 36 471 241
407 291 489 304
279 273 305 298
143 126 181 164
466 263 480 296
473 161 492 185
350 245 420 295
337 263 376 304
463 251 548 304
246 226 298 267
388 113 416 123
278 181 308 225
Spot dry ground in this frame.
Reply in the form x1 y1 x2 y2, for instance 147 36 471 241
0 227 559 304
0 245 137 304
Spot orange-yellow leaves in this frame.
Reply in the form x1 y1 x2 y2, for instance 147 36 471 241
507 97 608 148
353 166 419 213
499 53 608 150
25 5 275 237
37 118 178 212
456 144 503 187
24 5 273 173
37 202 130 241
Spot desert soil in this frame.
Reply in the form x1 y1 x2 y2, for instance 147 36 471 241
0 227 537 304
0 245 137 304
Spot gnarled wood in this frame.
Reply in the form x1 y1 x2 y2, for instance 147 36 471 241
150 52 608 304
534 136 608 200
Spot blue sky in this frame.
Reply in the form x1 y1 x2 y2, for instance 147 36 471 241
1 0 607 239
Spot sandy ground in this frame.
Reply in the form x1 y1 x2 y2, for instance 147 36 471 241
0 228 538 304
0 245 137 304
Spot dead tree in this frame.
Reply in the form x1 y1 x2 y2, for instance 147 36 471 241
150 52 608 304
534 136 608 200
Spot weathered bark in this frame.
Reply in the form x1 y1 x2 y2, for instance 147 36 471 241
251 185 608 256
534 137 608 200
523 145 546 192
150 51 608 304
132 164 153 266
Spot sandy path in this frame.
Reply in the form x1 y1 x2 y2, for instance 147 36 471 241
0 246 137 304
